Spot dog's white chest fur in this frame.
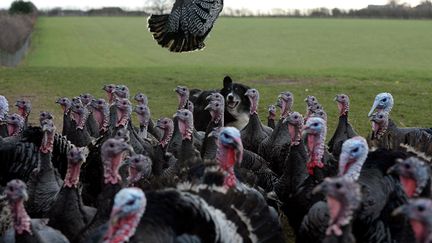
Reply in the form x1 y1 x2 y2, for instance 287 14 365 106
227 113 250 131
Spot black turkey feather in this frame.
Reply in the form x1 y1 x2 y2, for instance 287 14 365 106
148 0 223 52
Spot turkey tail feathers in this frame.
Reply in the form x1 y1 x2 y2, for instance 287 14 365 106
147 14 205 53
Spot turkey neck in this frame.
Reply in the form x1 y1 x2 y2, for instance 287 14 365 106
18 107 30 122
137 114 150 138
93 107 109 133
64 161 82 188
325 195 358 241
267 115 275 129
288 122 302 146
10 199 32 235
39 130 55 172
216 144 239 188
337 102 349 117
178 119 193 141
280 101 292 119
103 154 124 185
306 127 327 175
159 126 173 149
210 110 224 128
103 205 145 243
7 123 22 137
116 107 131 128
339 153 367 182
248 113 264 131
71 108 90 130
38 153 55 173
60 103 71 114
372 119 388 140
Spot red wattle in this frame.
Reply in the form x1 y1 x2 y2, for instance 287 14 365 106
400 176 417 198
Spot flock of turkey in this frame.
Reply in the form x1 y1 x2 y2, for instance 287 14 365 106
0 77 432 243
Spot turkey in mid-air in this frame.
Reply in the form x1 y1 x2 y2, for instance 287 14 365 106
147 0 224 52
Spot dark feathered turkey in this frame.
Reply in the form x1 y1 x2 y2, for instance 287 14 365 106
148 0 223 52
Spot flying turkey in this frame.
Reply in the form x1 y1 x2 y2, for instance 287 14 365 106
147 0 223 52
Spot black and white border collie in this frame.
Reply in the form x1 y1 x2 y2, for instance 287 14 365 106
190 76 250 131
220 76 250 130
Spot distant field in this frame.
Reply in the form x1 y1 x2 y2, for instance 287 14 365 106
1 17 432 136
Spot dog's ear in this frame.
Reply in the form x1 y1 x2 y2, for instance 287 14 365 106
223 76 232 88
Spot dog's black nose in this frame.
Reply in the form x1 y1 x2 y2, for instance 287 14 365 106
227 94 234 101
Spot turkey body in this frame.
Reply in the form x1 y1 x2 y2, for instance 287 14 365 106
148 0 224 52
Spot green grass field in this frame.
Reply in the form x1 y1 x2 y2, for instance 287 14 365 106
1 17 432 136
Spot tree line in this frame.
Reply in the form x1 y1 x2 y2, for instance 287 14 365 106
222 1 432 19
3 0 432 19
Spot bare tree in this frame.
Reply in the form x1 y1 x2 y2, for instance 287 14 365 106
145 0 174 15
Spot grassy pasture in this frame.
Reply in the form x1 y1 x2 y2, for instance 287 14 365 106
1 17 432 136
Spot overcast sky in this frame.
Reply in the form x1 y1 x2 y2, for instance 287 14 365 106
0 0 424 11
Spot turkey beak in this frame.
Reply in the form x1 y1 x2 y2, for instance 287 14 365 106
204 103 211 111
276 96 282 108
122 157 131 166
392 205 407 217
312 183 327 195
334 96 338 102
233 137 244 164
208 128 220 138
368 100 379 117
386 163 400 175
120 143 134 154
173 111 180 119
110 207 122 225
42 123 53 132
19 189 29 201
